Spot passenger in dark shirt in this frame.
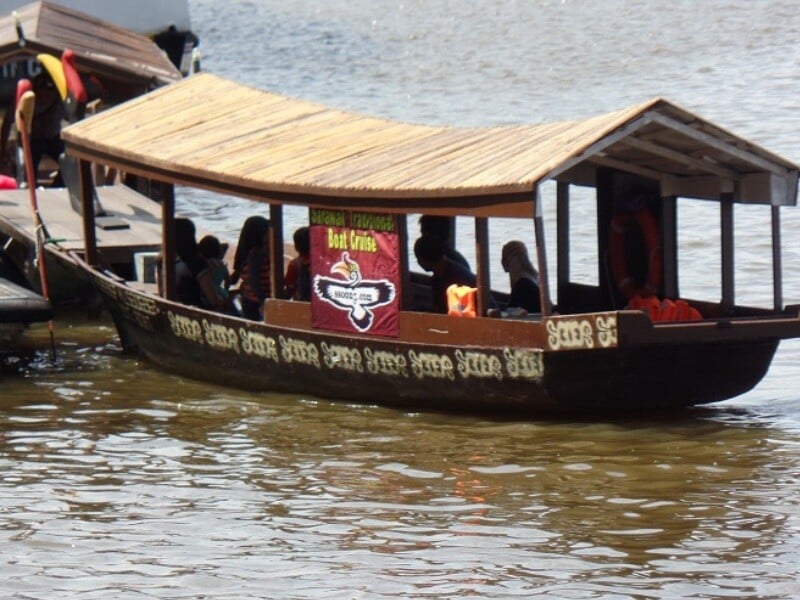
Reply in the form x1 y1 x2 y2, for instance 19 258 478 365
419 215 471 270
173 218 226 311
283 226 311 301
414 235 476 313
501 240 541 314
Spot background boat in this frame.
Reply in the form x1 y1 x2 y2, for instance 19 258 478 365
0 1 184 304
0 0 196 100
0 1 185 103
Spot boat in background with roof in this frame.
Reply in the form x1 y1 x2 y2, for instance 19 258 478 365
0 0 196 89
0 1 183 105
0 1 184 305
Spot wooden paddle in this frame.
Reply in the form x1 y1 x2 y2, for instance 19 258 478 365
15 87 56 358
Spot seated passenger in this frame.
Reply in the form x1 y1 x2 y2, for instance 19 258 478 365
232 216 271 320
501 240 541 315
230 215 269 319
414 235 476 313
198 234 231 304
283 226 311 301
173 218 226 311
419 215 470 269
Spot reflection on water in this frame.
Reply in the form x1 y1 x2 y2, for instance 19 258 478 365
2 337 800 597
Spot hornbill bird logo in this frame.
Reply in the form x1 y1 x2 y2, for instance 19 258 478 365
313 252 396 332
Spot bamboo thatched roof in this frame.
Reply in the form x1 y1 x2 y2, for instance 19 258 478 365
62 73 799 216
0 1 180 87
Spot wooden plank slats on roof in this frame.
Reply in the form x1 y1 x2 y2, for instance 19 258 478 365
292 124 470 187
80 78 263 146
355 129 525 192
287 127 497 191
393 123 571 191
494 106 653 185
62 73 800 212
123 98 328 164
238 119 426 180
175 109 353 171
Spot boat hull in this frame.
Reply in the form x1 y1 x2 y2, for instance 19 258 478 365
0 232 97 306
84 264 782 415
544 340 778 411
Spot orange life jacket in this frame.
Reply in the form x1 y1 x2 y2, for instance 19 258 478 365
447 284 477 318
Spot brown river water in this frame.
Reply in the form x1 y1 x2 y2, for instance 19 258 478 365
4 1 800 597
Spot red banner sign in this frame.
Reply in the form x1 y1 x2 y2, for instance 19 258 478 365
310 209 399 337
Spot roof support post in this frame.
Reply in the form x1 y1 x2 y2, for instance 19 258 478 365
398 215 411 310
772 205 783 312
720 191 735 313
475 216 490 316
534 186 552 317
556 181 569 294
160 181 176 300
78 158 98 267
660 194 678 299
269 203 283 298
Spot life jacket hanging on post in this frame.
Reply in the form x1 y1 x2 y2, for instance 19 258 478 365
608 207 663 301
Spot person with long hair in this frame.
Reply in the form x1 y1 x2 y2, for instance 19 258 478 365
501 240 541 314
231 216 271 320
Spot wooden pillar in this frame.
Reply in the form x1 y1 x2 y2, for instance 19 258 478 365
660 195 678 299
556 181 569 295
533 187 552 317
398 215 411 310
160 181 176 300
720 191 734 313
772 205 783 312
78 158 98 266
269 203 284 298
475 216 490 316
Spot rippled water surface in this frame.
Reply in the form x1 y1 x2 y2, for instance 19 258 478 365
4 1 800 597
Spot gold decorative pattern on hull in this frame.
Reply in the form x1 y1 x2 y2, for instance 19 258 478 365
409 350 455 381
455 350 503 379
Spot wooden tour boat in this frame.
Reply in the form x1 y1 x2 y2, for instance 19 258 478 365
59 73 800 413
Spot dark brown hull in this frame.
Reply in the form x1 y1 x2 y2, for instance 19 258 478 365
544 340 778 411
81 262 790 415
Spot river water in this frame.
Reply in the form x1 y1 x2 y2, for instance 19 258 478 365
3 1 800 597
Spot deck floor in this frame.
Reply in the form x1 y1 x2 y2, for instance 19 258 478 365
0 184 163 263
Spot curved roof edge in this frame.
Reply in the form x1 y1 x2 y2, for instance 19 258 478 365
63 73 799 213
